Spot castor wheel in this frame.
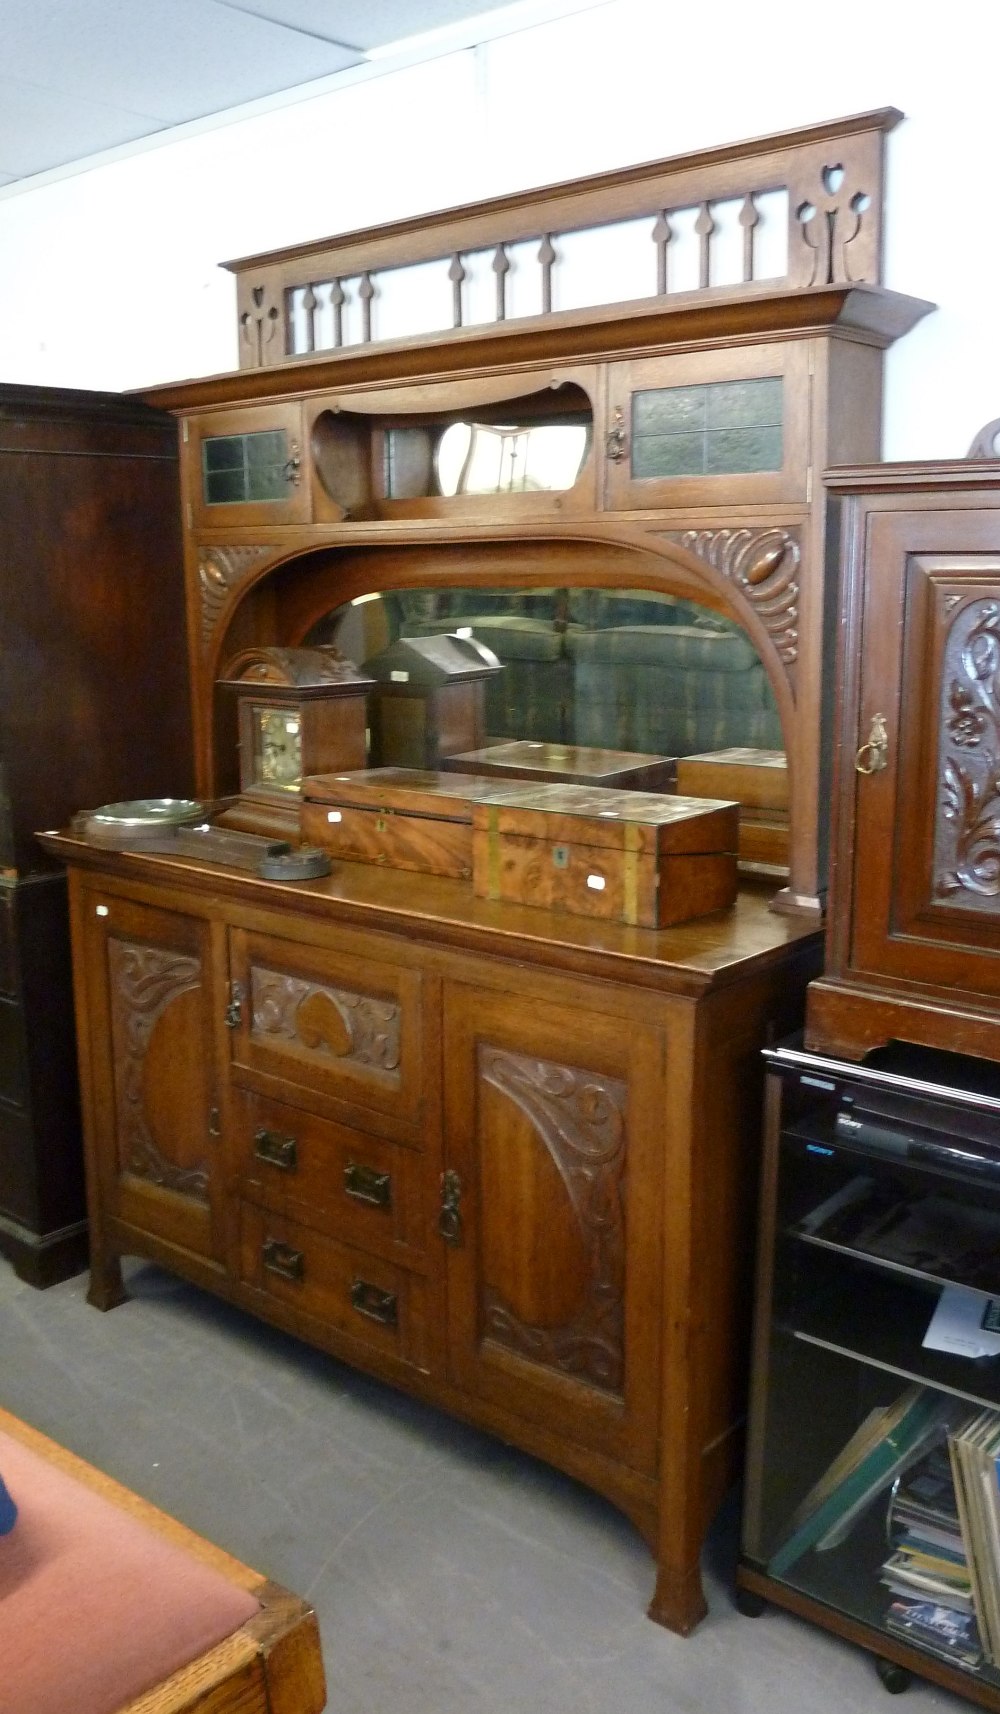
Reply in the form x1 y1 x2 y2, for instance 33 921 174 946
734 1587 767 1618
875 1657 912 1694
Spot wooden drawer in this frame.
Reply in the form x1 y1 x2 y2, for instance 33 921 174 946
231 1087 427 1261
239 1203 432 1370
227 927 430 1132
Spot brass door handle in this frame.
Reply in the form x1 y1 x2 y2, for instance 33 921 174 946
283 440 302 486
224 982 245 1028
605 407 628 463
438 1169 463 1245
855 712 889 775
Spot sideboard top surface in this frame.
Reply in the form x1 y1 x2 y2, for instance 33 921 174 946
40 832 819 997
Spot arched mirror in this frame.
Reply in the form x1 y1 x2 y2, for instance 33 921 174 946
305 580 788 876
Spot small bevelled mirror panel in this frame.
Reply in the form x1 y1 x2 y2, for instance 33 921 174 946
383 421 590 499
203 430 289 505
631 377 783 480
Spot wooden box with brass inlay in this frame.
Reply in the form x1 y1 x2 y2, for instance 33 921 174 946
440 740 677 793
471 783 739 928
301 768 515 880
674 747 789 873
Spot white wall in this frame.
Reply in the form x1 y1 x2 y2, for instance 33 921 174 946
0 0 997 460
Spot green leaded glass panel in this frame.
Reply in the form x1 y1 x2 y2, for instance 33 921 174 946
631 377 782 479
202 430 289 505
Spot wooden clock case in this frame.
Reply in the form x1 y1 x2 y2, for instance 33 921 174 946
216 644 374 839
42 109 934 1633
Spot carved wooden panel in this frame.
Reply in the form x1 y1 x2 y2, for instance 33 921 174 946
107 939 209 1199
476 1044 627 1395
250 965 402 1072
662 526 801 681
935 598 1000 908
198 545 278 654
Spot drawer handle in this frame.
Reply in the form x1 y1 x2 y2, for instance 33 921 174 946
438 1169 463 1246
350 1279 398 1327
254 1127 298 1171
855 712 889 775
344 1160 392 1208
262 1238 304 1282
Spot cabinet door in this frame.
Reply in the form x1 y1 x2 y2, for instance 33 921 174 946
81 893 224 1261
847 511 1000 994
442 983 662 1471
184 403 309 528
604 345 809 511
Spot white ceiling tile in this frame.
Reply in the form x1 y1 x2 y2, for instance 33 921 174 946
0 0 577 187
333 0 516 47
212 0 366 45
0 77 164 179
1 0 361 124
220 0 506 48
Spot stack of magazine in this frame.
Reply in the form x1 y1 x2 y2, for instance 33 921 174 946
768 1383 1000 1676
882 1441 982 1669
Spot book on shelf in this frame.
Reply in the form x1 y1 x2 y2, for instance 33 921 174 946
885 1599 983 1670
767 1386 961 1579
948 1409 1000 1665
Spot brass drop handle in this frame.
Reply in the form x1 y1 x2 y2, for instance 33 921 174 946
254 1127 297 1171
605 406 628 463
262 1238 304 1281
855 712 889 775
438 1169 463 1246
344 1161 392 1208
283 440 302 486
350 1279 398 1326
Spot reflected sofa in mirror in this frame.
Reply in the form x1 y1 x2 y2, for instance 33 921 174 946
310 582 783 758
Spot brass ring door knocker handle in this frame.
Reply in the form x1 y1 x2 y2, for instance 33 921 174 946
855 712 889 775
605 407 628 463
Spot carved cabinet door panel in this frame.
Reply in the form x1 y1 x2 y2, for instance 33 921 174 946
847 509 1000 993
81 892 224 1261
441 982 663 1472
227 928 431 1138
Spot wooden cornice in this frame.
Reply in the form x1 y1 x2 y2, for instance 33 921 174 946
141 283 933 415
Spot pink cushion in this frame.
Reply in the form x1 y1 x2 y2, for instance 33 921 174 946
0 1429 260 1714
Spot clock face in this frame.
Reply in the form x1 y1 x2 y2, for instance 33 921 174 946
252 705 302 791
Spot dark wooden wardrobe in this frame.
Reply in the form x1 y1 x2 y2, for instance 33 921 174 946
0 384 192 1284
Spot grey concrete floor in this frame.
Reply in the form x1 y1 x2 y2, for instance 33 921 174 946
0 1254 971 1714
